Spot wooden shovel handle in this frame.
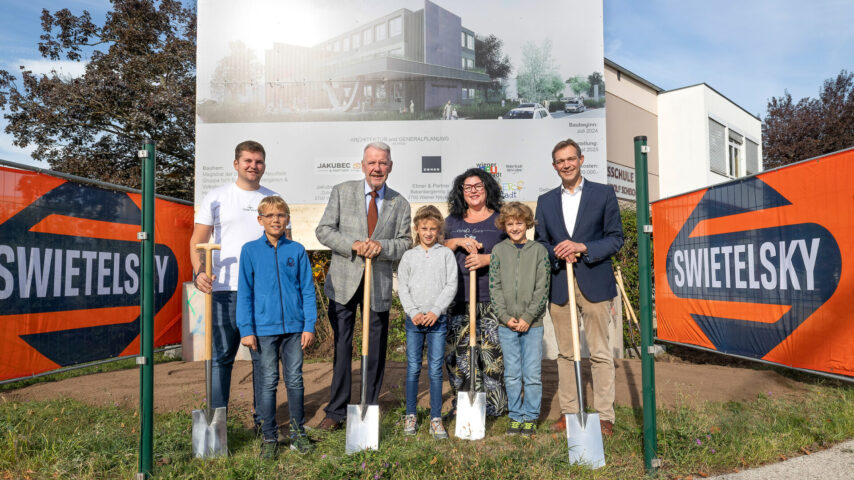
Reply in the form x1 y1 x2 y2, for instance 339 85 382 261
567 254 581 362
362 257 372 353
195 243 221 362
469 270 476 347
615 266 640 328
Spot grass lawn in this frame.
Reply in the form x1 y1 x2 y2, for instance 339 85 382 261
1 377 852 479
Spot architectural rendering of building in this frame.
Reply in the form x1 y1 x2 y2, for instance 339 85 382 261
264 0 492 114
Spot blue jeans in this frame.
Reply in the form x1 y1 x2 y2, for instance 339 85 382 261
211 291 263 417
405 315 447 418
250 333 305 442
498 325 543 422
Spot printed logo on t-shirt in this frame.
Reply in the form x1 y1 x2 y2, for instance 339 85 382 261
243 204 255 212
287 257 295 267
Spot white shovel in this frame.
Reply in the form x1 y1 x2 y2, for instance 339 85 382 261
455 270 486 440
192 243 228 458
345 257 380 454
565 259 606 468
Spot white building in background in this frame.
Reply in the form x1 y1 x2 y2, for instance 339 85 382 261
658 84 762 198
604 59 763 202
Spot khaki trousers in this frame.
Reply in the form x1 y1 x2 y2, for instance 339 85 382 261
550 277 615 423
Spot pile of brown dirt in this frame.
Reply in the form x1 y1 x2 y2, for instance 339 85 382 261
2 358 809 428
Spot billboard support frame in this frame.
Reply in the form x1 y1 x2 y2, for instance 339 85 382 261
634 135 659 472
137 140 156 478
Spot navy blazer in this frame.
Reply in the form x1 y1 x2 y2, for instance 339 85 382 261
534 180 623 304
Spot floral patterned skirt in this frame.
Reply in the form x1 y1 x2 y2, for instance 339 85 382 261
444 301 507 417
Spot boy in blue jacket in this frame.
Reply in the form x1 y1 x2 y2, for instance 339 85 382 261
237 196 316 458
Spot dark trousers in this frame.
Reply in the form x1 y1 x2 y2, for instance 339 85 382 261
323 282 390 422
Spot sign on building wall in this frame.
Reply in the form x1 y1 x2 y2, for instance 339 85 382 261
606 161 636 201
0 167 193 382
652 148 854 378
195 0 607 205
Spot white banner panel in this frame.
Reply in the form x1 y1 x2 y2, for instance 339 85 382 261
606 161 637 201
196 0 606 206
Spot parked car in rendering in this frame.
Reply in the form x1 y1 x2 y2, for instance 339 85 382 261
564 98 586 113
499 105 552 119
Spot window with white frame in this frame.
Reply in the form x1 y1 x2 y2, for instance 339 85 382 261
352 33 360 49
461 58 466 69
364 29 372 45
461 88 468 99
709 118 727 175
466 34 474 50
746 139 760 175
343 38 349 51
728 130 743 177
461 32 466 47
375 23 387 41
389 16 402 37
333 40 340 52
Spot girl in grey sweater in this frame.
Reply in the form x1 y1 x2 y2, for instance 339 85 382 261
397 205 458 439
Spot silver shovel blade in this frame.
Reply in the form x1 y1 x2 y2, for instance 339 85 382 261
345 404 379 454
454 391 486 440
565 412 605 469
192 407 228 458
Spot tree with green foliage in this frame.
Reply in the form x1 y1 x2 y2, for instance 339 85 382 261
211 41 262 104
0 0 196 200
475 34 511 81
475 34 512 100
587 71 604 98
763 70 854 169
516 39 563 104
566 75 591 98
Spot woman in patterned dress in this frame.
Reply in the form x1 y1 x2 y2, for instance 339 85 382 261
443 168 508 417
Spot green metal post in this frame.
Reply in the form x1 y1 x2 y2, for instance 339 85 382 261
634 136 658 472
138 139 155 478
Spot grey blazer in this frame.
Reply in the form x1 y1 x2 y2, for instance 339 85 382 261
315 179 411 311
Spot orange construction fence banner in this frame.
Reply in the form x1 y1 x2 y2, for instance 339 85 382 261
0 166 194 382
652 148 854 378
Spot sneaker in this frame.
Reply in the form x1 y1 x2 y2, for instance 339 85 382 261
506 420 522 436
289 434 313 454
521 422 536 437
259 440 278 460
403 414 417 435
429 418 449 440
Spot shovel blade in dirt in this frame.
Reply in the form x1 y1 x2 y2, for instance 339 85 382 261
565 412 606 469
191 407 228 458
454 391 486 440
345 404 380 454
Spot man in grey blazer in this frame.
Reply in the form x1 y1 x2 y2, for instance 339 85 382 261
315 142 412 430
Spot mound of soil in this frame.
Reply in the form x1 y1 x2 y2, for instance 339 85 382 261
3 357 808 428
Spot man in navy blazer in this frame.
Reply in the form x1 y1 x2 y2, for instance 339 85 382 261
534 138 623 437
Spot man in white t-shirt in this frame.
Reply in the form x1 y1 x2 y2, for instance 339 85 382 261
190 140 285 428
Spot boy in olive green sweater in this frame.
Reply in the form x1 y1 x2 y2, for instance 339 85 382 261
489 202 550 437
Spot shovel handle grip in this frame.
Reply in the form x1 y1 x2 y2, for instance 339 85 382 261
567 256 581 363
362 257 372 352
469 270 476 347
196 243 221 362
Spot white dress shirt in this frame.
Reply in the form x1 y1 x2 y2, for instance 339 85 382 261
561 177 584 237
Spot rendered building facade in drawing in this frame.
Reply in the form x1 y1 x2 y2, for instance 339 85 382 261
264 0 492 114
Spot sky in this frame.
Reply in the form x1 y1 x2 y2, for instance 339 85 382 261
1 0 852 167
